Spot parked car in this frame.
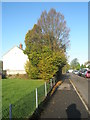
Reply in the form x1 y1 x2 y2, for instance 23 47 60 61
73 70 79 75
81 69 88 77
78 69 83 76
68 69 73 73
66 71 69 73
85 70 90 78
78 68 88 77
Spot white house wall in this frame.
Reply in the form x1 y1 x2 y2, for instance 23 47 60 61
3 46 28 75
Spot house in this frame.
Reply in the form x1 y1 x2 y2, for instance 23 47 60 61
3 44 28 75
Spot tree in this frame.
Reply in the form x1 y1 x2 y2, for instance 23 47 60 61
24 9 69 80
37 8 70 51
25 60 39 79
80 64 86 69
84 61 90 68
24 44 66 80
38 49 66 80
24 24 67 80
24 25 43 78
84 61 90 66
76 63 80 70
24 24 43 56
70 58 80 70
62 62 70 73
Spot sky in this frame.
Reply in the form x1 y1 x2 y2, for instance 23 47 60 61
1 2 88 65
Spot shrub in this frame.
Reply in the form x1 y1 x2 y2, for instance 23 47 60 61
25 46 66 80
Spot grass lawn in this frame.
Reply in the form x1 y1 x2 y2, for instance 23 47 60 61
2 78 45 118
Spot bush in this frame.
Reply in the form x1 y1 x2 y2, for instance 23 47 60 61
25 46 66 80
25 61 39 79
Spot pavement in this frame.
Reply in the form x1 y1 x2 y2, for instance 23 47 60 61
39 74 89 119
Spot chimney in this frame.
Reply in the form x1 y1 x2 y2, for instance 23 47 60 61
19 43 23 49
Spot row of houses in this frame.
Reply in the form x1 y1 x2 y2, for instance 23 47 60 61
0 44 28 79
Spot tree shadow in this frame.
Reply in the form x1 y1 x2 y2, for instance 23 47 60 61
66 103 81 120
60 73 70 82
56 68 70 83
29 89 54 120
29 73 71 120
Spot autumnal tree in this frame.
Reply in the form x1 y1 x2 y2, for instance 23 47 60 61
25 60 39 79
38 47 66 80
24 24 67 80
24 9 69 80
24 24 43 56
37 8 70 51
62 62 70 73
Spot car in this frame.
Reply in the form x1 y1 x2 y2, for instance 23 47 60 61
74 70 79 75
78 68 88 77
81 69 88 77
66 71 69 73
73 70 79 75
68 69 73 73
85 70 90 78
78 69 82 76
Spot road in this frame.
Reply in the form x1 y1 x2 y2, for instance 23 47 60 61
69 73 90 110
38 74 90 119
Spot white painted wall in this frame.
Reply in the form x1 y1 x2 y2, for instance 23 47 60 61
3 46 28 75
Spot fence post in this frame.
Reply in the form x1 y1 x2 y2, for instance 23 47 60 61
36 88 38 108
9 104 12 120
45 82 47 97
53 78 55 86
50 79 52 89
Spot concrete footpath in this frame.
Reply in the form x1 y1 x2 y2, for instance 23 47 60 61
39 75 89 119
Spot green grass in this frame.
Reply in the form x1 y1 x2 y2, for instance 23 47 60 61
2 78 45 118
0 80 2 120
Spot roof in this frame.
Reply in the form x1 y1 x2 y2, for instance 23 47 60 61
2 45 24 57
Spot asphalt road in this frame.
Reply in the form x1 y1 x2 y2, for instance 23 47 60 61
39 74 89 119
69 73 90 110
